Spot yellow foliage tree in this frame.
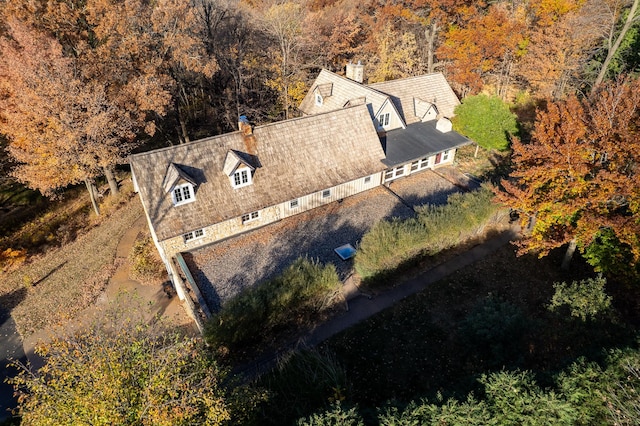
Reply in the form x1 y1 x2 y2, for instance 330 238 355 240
10 304 264 425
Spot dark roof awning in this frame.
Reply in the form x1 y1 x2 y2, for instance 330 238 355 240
381 121 472 167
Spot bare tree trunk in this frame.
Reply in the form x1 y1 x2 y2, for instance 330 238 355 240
178 105 190 144
425 21 438 74
592 0 640 91
474 143 480 158
499 58 513 100
85 178 100 216
103 167 119 196
561 238 577 270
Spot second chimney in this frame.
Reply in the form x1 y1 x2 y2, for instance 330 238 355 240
345 61 364 83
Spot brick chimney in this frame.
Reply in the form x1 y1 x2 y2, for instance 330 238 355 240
345 61 364 83
238 115 257 155
238 115 252 135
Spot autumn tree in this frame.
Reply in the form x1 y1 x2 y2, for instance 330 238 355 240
496 77 640 269
0 0 218 209
437 2 526 97
82 0 217 144
9 307 261 425
0 19 139 214
308 4 367 72
256 1 310 119
518 0 614 99
368 23 421 82
194 0 263 130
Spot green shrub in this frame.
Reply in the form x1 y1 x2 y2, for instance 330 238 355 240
548 277 612 321
354 218 426 279
205 257 341 350
452 94 518 151
355 186 501 281
460 296 530 368
297 402 363 426
583 228 640 283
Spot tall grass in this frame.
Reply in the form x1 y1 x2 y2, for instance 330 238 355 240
205 257 341 350
355 186 502 281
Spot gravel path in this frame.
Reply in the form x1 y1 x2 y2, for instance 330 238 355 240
185 170 462 311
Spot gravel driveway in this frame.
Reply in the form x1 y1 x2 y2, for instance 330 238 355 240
184 168 463 311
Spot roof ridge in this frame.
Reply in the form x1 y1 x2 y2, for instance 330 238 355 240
368 72 445 86
130 104 372 160
130 132 240 159
254 103 369 130
317 69 390 99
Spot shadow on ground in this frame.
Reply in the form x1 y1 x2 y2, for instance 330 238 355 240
185 170 467 313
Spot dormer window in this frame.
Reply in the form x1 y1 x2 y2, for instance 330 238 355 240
314 83 332 106
163 163 197 207
172 183 195 206
231 167 252 188
224 150 256 189
378 112 390 129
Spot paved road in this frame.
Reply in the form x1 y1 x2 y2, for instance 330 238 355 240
0 310 25 422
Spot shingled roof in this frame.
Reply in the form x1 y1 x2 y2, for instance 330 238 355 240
299 69 389 118
369 73 461 123
130 105 386 241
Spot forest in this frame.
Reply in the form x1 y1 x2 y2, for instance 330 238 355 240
0 0 639 213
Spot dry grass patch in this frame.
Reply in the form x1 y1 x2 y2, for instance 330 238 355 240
0 197 143 336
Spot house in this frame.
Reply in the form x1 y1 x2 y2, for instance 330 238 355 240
299 65 470 182
130 66 471 305
130 104 387 298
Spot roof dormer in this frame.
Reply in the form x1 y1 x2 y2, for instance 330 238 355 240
314 83 333 106
414 98 438 122
223 150 256 189
163 163 197 206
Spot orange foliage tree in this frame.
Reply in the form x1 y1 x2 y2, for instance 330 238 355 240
496 77 640 268
517 0 605 99
437 2 527 97
0 20 139 214
0 0 217 212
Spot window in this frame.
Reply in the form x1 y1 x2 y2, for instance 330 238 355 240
315 93 323 106
172 183 195 206
411 157 429 172
232 168 252 188
442 150 450 161
322 189 331 198
290 199 299 209
183 228 205 243
364 176 371 184
384 166 405 181
241 211 260 224
378 112 390 128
